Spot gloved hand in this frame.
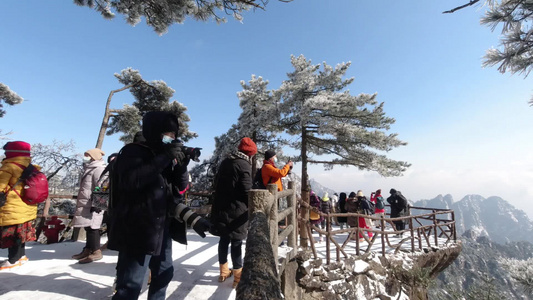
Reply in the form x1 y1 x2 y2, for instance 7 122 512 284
191 216 212 238
174 203 212 238
164 142 186 166
208 223 228 237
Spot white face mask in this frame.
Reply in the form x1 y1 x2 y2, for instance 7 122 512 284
82 156 91 163
273 157 278 163
162 135 174 144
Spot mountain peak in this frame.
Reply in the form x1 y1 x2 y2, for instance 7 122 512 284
414 194 533 244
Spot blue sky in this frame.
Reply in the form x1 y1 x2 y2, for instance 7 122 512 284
2 1 533 217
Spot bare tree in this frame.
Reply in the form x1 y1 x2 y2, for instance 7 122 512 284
31 140 82 182
0 130 13 140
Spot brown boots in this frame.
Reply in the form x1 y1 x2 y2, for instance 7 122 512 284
219 262 242 288
73 249 103 264
72 248 91 260
218 262 233 282
232 268 242 288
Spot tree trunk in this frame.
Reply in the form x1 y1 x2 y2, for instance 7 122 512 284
299 127 310 249
95 82 139 149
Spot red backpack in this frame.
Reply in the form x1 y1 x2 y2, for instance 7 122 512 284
8 162 49 205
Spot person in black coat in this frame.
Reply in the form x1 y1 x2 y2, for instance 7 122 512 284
336 192 348 230
387 188 409 235
210 137 257 289
108 111 211 300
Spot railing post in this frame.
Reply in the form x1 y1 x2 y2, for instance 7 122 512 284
418 228 422 250
381 214 386 257
409 216 415 252
451 210 456 242
326 213 330 264
356 213 360 256
287 182 297 258
267 184 279 264
433 210 438 247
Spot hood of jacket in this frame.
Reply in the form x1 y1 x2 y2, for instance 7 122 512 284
142 111 180 144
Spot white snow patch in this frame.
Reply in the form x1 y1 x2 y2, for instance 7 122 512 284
352 260 370 273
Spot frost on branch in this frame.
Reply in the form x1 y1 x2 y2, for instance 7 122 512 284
0 83 24 118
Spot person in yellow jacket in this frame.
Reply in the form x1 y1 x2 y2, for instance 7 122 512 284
0 141 37 270
261 150 293 191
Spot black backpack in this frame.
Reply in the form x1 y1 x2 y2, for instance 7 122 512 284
252 167 266 189
360 197 375 215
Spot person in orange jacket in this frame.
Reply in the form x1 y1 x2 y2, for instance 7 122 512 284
261 150 293 191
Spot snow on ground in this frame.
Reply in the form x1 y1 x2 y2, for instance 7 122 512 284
0 232 236 300
0 225 453 300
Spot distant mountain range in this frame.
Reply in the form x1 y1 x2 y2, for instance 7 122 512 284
306 179 533 245
412 194 533 245
308 178 337 198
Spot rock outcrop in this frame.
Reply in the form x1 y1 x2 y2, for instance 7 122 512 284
291 242 462 299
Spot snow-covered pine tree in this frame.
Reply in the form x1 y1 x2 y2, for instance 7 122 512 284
445 0 533 102
190 75 283 192
275 54 410 246
96 68 197 147
74 0 286 35
237 75 286 173
500 257 533 296
189 125 240 192
0 83 24 118
481 0 533 79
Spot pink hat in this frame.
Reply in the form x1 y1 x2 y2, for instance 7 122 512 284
3 141 31 158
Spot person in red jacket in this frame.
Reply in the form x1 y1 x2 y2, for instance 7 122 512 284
260 150 293 191
371 189 386 227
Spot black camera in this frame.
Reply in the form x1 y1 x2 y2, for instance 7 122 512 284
171 140 202 162
181 146 202 162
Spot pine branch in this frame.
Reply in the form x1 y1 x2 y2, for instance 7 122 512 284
443 0 481 14
307 159 360 166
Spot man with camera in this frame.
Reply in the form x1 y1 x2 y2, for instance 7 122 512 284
108 111 211 300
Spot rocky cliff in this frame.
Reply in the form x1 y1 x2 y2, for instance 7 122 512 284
289 243 462 299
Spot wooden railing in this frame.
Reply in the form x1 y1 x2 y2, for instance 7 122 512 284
301 204 457 264
35 194 76 240
247 182 297 274
237 182 296 299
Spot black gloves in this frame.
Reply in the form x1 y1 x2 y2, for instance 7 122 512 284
174 203 212 238
164 142 187 167
191 217 212 238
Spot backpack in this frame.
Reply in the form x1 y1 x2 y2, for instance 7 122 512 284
252 167 272 189
320 199 332 214
360 197 375 215
375 196 385 210
9 162 49 205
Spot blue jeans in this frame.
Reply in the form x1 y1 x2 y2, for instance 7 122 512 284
112 234 174 300
218 236 243 269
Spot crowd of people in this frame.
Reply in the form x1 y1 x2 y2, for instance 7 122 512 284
0 110 299 299
0 110 409 300
309 187 409 242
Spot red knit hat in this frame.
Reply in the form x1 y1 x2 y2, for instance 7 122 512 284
3 141 31 158
238 137 257 157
